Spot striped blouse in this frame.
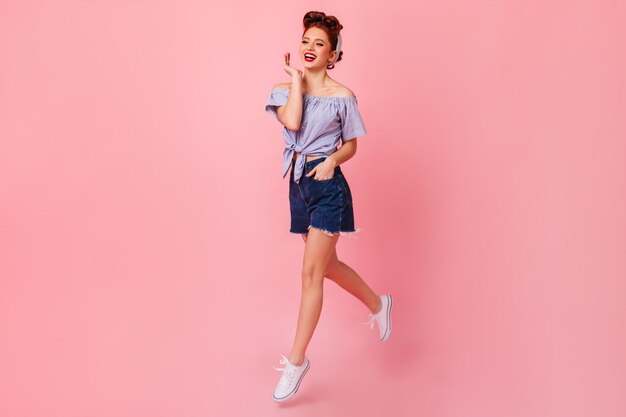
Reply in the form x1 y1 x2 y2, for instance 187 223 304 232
265 87 367 183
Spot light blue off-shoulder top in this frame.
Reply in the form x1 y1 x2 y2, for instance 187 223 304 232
265 87 367 184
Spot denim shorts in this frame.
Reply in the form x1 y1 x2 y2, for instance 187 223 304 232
289 156 362 238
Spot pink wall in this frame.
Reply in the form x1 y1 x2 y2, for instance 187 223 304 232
1 1 625 416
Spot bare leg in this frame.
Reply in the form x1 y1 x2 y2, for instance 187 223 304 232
301 234 382 315
288 227 338 366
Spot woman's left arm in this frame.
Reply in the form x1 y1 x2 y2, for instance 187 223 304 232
305 139 357 180
327 139 357 167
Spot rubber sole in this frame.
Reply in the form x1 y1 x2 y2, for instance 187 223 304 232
381 294 393 342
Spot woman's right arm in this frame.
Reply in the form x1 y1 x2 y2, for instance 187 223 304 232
275 52 304 131
275 79 303 131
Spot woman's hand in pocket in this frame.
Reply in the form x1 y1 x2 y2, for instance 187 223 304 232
306 158 337 181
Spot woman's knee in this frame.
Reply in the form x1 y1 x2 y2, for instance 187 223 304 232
300 230 338 282
301 269 324 288
301 258 335 287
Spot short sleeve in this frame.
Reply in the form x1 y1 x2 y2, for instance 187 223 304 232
340 98 367 141
265 88 289 122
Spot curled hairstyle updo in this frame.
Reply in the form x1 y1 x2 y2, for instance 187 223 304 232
303 11 344 69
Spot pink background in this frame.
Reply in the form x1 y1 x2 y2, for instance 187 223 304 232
2 1 625 416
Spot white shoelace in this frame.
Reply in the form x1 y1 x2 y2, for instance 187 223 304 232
363 311 381 329
272 355 297 389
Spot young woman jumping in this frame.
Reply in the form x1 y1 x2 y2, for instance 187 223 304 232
265 10 393 403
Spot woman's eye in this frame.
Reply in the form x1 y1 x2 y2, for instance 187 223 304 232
316 44 323 47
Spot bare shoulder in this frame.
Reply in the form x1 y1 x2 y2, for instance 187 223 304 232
331 84 356 98
271 82 356 97
272 82 291 91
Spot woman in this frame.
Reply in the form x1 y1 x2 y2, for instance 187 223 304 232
265 11 393 403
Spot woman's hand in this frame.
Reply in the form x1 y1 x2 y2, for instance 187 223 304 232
283 52 303 80
305 158 337 181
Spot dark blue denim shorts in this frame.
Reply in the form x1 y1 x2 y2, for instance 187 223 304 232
289 156 361 238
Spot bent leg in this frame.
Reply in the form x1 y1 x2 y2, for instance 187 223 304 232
301 233 381 315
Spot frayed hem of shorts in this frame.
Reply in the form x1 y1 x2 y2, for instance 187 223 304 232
306 225 363 239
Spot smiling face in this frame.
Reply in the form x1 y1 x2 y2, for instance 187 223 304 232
300 27 335 69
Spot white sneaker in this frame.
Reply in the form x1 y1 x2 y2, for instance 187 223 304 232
366 294 393 341
272 355 310 403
